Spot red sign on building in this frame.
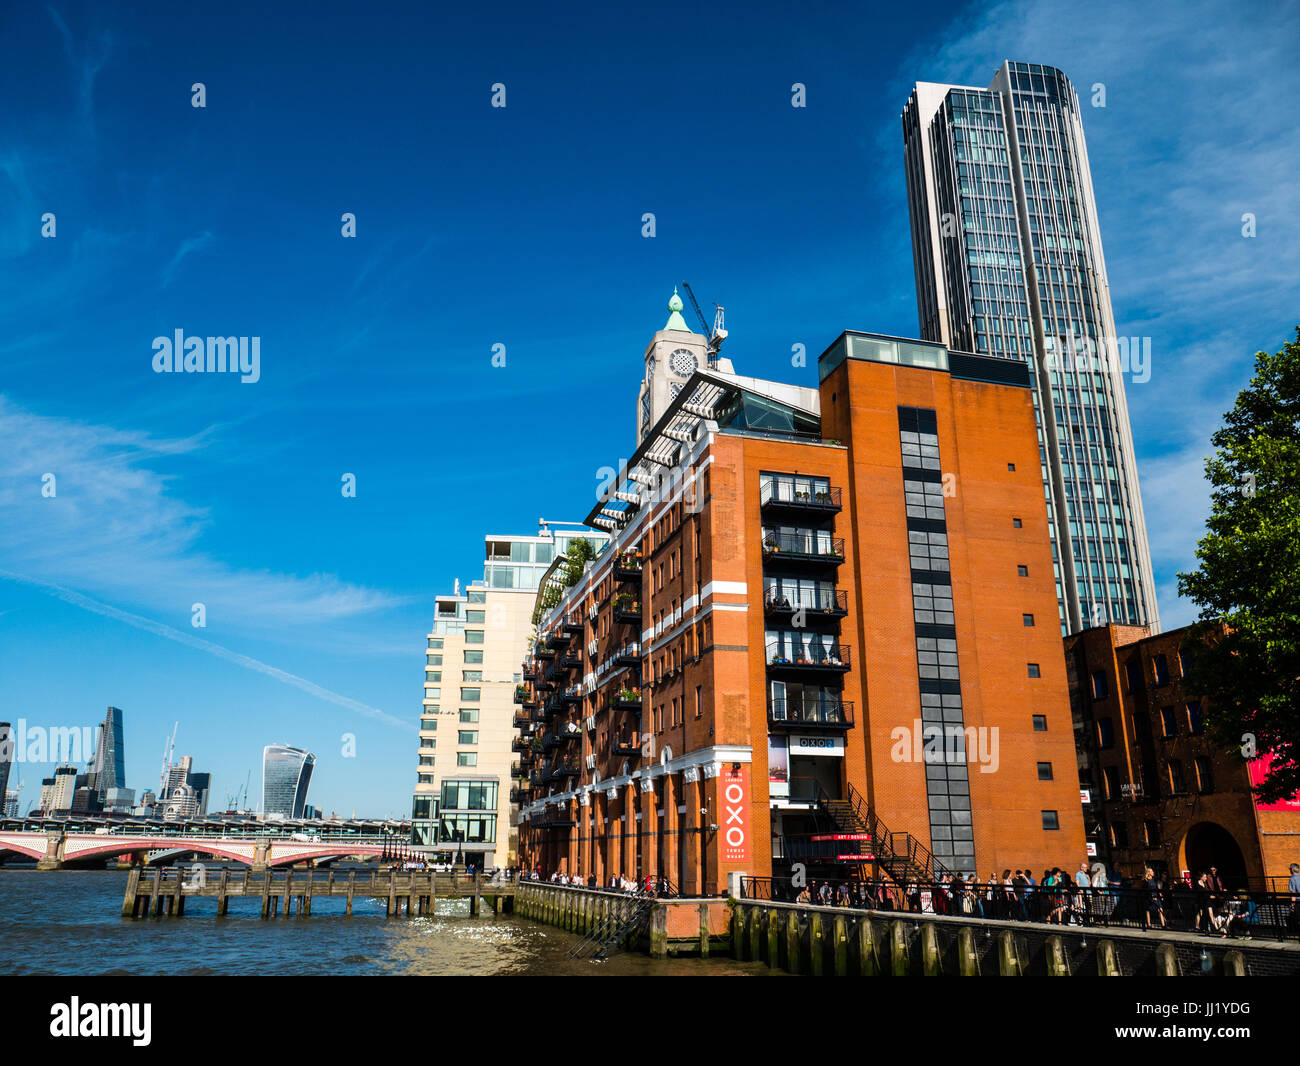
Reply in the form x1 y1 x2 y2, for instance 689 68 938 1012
720 766 749 862
1248 755 1300 812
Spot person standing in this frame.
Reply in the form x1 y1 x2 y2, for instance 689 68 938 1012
1288 863 1299 933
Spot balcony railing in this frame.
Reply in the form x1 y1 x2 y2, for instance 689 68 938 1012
614 552 644 580
563 612 584 635
560 652 582 670
761 532 845 564
552 756 580 779
561 684 583 704
766 642 851 672
760 482 842 514
612 642 642 666
768 698 855 730
612 735 643 757
611 688 642 710
510 762 525 779
613 597 642 624
762 587 848 619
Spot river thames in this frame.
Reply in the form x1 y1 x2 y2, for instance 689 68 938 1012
0 867 775 976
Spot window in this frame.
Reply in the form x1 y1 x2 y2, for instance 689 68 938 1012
1102 765 1119 799
1017 565 1028 577
460 687 481 702
1167 759 1186 794
440 780 498 811
1097 718 1115 749
1152 654 1170 686
1023 613 1035 627
1041 810 1059 830
1123 659 1142 693
459 708 479 723
1111 821 1129 848
1037 762 1053 780
1032 714 1048 732
465 630 484 644
467 589 487 604
1187 701 1205 735
427 654 442 666
1143 820 1160 847
428 638 443 650
1013 517 1023 528
464 650 483 664
426 671 442 682
466 609 485 624
462 670 482 682
1194 756 1214 793
1007 462 1016 471
458 730 478 745
456 752 477 767
695 685 703 718
1178 646 1194 677
1090 671 1107 699
1159 706 1177 737
1027 662 1041 678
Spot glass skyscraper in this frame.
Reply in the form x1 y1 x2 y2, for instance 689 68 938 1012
87 706 126 801
262 745 315 818
903 61 1159 634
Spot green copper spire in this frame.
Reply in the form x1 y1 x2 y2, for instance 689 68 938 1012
664 287 691 332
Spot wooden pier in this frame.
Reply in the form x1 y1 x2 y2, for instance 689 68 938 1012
121 867 516 919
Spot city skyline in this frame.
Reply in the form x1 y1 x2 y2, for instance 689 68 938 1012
1 0 1296 817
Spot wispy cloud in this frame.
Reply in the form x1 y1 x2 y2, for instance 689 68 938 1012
47 5 112 128
161 230 215 288
0 572 412 732
0 396 410 632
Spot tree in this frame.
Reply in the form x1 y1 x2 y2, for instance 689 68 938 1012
561 536 597 587
1177 327 1300 803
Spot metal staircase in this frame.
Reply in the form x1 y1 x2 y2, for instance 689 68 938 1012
815 783 950 887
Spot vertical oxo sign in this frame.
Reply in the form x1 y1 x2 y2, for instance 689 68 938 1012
721 765 749 862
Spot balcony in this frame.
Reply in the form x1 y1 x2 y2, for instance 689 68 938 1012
763 587 848 621
612 735 642 757
558 723 582 745
552 756 580 779
511 735 531 753
509 787 531 805
560 683 583 704
766 642 851 673
512 709 533 729
761 531 845 566
546 629 569 649
560 652 582 671
522 666 539 681
768 698 855 730
563 612 584 635
613 595 642 624
510 761 526 779
614 551 644 581
612 642 642 667
535 645 556 660
760 482 842 516
611 687 642 711
513 685 530 704
542 731 563 751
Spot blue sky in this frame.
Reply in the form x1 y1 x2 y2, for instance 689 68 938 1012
1 0 1296 816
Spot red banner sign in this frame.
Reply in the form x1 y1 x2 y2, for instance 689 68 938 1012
720 766 750 862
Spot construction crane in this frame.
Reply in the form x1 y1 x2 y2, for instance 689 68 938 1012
158 722 178 798
680 281 727 365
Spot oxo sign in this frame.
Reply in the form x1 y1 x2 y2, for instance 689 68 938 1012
721 766 750 862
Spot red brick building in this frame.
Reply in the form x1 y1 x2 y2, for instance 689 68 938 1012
514 306 1087 893
1066 622 1300 889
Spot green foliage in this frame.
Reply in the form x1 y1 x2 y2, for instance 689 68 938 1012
1177 328 1300 802
561 537 597 587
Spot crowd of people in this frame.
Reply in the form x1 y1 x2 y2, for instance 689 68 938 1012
502 866 672 895
784 860 1300 940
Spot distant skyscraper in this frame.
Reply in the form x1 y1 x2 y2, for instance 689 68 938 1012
262 745 315 818
87 706 126 801
902 61 1159 634
0 722 12 811
4 789 18 818
49 765 78 813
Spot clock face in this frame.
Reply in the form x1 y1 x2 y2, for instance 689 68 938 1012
670 348 697 376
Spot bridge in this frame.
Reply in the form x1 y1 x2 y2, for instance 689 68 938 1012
0 829 394 870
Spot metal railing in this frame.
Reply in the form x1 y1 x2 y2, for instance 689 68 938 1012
760 532 845 561
763 586 848 615
768 698 854 728
738 875 1300 942
766 642 851 669
759 483 842 511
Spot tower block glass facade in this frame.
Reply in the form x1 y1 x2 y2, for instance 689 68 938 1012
262 745 315 818
903 62 1159 635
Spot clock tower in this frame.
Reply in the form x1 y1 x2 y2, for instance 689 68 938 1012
635 288 710 445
